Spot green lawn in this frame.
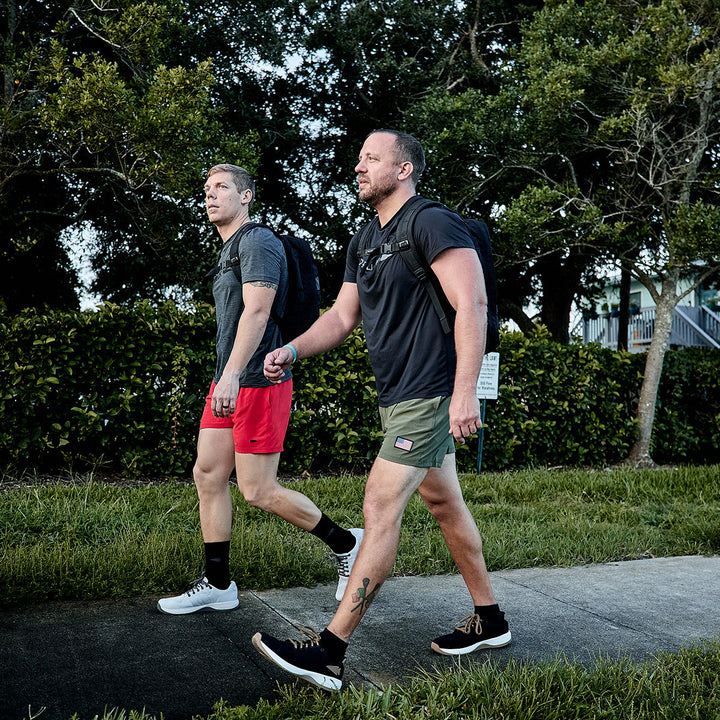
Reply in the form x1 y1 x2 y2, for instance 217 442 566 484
2 465 720 606
2 465 719 719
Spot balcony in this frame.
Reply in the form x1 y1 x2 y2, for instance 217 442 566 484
575 305 720 352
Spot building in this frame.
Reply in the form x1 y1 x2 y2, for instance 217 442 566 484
575 274 720 352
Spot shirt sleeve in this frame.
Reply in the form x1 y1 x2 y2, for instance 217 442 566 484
413 206 475 265
239 227 284 285
343 231 361 284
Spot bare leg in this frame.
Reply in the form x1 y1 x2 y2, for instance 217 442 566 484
234 452 322 530
417 453 496 606
194 427 236 542
327 457 427 642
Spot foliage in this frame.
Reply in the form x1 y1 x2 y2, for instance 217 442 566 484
478 327 639 470
2 306 720 477
414 0 720 464
0 302 215 477
286 327 383 473
160 0 544 304
413 0 720 343
651 346 720 464
1 0 257 311
2 465 719 606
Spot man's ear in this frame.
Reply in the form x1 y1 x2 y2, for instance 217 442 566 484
397 161 414 181
240 188 254 206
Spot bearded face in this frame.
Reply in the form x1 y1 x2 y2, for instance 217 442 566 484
355 133 404 209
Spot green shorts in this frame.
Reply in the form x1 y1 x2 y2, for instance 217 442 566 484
377 396 455 468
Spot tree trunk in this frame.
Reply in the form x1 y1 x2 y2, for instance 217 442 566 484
617 266 631 352
626 271 679 467
538 251 587 343
503 299 536 335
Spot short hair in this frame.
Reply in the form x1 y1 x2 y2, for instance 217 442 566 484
366 129 426 185
206 164 256 210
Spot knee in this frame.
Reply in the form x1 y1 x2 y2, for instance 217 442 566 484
238 484 277 513
193 461 229 497
362 494 402 531
422 493 462 524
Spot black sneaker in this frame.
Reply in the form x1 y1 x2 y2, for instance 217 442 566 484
252 624 344 691
431 613 512 656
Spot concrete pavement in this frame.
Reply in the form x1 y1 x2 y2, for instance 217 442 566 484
1 555 719 720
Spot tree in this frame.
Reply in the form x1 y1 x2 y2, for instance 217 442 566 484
410 43 615 342
1 0 256 310
458 0 720 465
174 0 542 301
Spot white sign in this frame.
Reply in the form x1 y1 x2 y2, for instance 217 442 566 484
476 352 500 400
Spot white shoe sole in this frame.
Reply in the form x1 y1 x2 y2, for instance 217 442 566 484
430 630 512 656
157 598 239 615
251 633 342 691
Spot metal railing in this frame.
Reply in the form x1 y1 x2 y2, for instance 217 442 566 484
575 305 720 351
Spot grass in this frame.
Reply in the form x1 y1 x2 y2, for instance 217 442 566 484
3 465 720 720
54 641 720 719
208 641 720 719
2 465 720 607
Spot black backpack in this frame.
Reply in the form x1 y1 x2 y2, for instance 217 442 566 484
356 196 500 353
206 222 321 342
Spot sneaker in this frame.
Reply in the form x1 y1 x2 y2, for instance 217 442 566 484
157 576 239 615
430 613 511 655
333 528 364 601
252 624 343 691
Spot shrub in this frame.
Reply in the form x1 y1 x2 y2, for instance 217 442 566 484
1 305 718 477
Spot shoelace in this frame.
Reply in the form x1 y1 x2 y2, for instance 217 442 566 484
334 553 351 576
455 614 483 635
288 623 322 649
185 577 212 596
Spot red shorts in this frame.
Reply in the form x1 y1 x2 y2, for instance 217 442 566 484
199 380 293 454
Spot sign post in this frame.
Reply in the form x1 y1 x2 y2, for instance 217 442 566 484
475 352 499 473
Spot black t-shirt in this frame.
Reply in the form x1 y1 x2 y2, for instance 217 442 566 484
344 198 475 406
212 225 289 387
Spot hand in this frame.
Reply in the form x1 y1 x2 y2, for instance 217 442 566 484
448 391 482 445
264 346 294 383
212 374 239 417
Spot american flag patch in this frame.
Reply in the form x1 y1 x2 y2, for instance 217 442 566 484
394 436 414 451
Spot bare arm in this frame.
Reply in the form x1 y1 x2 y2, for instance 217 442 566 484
430 247 488 444
264 282 363 382
212 281 276 416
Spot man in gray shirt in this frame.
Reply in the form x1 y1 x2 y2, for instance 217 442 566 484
157 165 362 615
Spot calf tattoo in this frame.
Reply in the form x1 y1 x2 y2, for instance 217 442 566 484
351 577 381 614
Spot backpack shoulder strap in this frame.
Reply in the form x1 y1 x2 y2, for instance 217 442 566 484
395 196 453 334
356 217 380 259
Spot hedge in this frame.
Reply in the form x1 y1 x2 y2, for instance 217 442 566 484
1 303 718 478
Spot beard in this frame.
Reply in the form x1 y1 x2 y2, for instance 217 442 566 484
358 174 397 208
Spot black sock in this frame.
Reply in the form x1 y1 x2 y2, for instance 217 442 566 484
475 603 502 621
320 628 348 663
310 513 356 554
204 541 231 590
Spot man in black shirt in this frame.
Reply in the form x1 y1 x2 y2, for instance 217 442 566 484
254 133 510 690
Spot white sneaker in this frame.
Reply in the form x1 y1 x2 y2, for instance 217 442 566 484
333 528 364 601
157 576 239 615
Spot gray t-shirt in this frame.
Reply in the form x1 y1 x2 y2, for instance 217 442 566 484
344 199 475 406
212 225 289 387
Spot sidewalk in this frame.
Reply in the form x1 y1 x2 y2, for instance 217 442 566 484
2 555 719 720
